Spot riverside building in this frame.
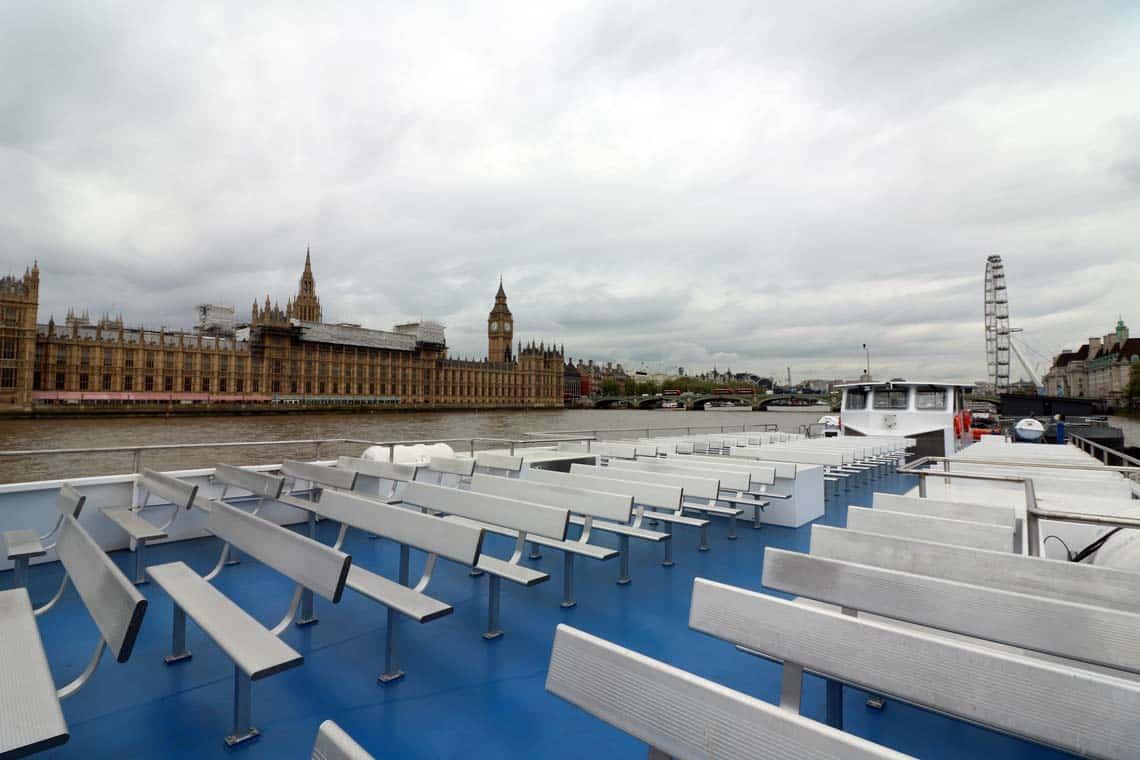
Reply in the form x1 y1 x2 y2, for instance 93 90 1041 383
0 255 564 411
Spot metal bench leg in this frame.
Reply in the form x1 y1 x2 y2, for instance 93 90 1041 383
12 556 28 588
133 540 148 585
295 509 319 625
378 607 405 684
561 553 576 609
617 535 631 585
662 523 674 567
483 575 503 640
698 523 709 552
225 543 241 566
469 566 485 577
753 503 763 529
225 666 259 746
728 513 737 540
528 541 542 560
825 679 843 729
164 605 193 664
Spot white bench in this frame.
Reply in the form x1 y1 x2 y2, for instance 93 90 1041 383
1 512 146 758
763 547 1140 676
278 459 360 624
337 456 419 502
474 452 524 478
101 469 199 584
147 500 351 746
312 720 374 760
546 624 910 760
309 489 485 682
400 481 568 639
690 577 1140 758
846 506 1015 552
416 456 476 487
526 468 705 565
607 459 769 531
2 483 85 588
870 492 1021 548
469 473 620 606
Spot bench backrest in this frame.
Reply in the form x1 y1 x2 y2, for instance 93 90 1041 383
214 464 285 500
526 468 682 512
690 577 1140 759
593 442 637 460
570 463 719 501
139 468 198 510
609 459 751 492
810 525 1140 614
871 492 1016 529
312 720 374 760
425 457 477 477
675 453 788 481
847 507 1014 552
763 548 1140 675
474 452 524 473
337 456 418 484
470 473 632 523
56 513 147 661
207 499 350 602
316 490 483 566
282 460 358 492
403 481 568 540
547 624 909 760
673 442 694 454
57 482 86 519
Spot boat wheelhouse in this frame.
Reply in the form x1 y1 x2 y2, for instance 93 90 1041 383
838 380 972 458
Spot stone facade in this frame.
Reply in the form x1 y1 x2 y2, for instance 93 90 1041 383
1 256 563 410
1044 319 1139 405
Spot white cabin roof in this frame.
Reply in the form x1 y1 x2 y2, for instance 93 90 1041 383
835 379 974 390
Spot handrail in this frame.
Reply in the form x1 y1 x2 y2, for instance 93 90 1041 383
898 455 1140 557
1070 433 1140 471
0 435 597 473
526 423 781 439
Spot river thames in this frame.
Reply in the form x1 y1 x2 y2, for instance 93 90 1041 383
1 408 1136 483
0 408 823 482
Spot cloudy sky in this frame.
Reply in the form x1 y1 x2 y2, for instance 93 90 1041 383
2 2 1138 382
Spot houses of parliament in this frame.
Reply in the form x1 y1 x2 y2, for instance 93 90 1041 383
0 254 565 411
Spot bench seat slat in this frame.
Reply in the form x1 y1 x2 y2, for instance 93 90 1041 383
444 516 617 561
641 509 708 528
475 555 548 587
0 589 69 759
345 566 452 623
681 501 743 517
101 507 168 541
567 516 668 542
147 562 303 680
3 529 45 560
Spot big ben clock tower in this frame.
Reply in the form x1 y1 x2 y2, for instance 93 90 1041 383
487 278 513 363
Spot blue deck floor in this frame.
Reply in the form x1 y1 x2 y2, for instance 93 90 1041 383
12 471 1073 759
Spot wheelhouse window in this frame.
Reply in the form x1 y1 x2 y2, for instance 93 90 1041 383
915 386 948 410
844 389 869 410
872 388 909 409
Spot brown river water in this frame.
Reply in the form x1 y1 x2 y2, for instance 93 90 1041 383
0 409 824 483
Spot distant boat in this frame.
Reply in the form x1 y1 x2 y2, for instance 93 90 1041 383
660 400 684 410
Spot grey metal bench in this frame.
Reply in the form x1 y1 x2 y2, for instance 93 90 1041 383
846 506 1015 552
546 624 910 760
400 481 567 639
190 464 286 571
147 500 350 746
337 456 419 502
690 577 1140 759
469 473 621 606
0 512 146 758
101 469 199 584
278 459 359 624
312 720 374 760
608 459 769 531
526 467 703 565
416 456 476 488
2 483 85 588
300 488 484 682
870 492 1021 547
473 452 524 478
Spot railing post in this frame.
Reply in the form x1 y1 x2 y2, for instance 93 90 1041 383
131 449 142 473
388 445 395 463
469 440 476 457
509 442 516 455
918 474 927 497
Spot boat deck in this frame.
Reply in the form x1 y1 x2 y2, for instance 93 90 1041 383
15 471 1071 759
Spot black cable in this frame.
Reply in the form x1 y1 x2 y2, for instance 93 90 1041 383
1042 535 1074 561
1071 527 1124 564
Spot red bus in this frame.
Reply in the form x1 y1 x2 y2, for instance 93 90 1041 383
712 387 733 395
662 388 682 396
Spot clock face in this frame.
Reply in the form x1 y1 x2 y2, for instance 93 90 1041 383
504 321 512 333
490 321 498 332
